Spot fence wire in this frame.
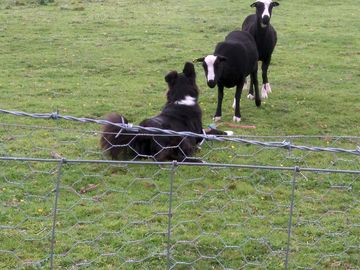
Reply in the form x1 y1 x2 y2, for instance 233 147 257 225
0 110 359 270
1 109 360 157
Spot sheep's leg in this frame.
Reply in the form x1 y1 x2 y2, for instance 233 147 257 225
251 70 261 107
214 84 224 122
261 59 271 99
243 77 249 90
242 76 253 99
237 76 252 106
233 81 244 122
247 76 255 100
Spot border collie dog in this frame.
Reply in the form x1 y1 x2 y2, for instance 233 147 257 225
100 62 228 162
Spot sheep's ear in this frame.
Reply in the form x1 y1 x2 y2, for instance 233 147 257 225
183 62 196 79
271 2 280 7
250 2 257 8
165 71 178 85
193 57 205 63
218 55 228 62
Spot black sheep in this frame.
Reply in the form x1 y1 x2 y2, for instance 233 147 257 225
242 0 280 99
195 30 260 122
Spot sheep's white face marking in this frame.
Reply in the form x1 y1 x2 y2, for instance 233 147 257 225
175 95 196 106
255 0 273 26
204 55 217 82
261 1 271 19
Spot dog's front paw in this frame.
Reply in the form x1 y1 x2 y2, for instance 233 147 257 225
224 131 234 136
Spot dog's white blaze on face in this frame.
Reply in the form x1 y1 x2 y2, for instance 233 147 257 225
175 95 196 106
204 55 217 82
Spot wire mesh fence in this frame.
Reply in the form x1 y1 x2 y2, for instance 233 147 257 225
0 111 359 269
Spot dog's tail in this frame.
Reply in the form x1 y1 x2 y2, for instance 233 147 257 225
100 113 136 159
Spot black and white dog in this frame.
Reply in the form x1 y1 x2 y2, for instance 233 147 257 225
100 62 231 162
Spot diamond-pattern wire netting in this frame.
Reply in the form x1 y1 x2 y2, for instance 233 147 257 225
0 122 359 270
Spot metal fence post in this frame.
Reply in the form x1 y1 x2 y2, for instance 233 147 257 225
49 158 66 269
166 161 177 270
285 166 300 270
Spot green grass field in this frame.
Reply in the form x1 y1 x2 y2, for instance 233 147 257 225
0 0 359 269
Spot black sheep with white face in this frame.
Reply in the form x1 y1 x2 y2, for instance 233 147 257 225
195 30 260 123
242 0 280 99
251 0 279 28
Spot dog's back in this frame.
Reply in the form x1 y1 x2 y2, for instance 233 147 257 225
100 113 137 159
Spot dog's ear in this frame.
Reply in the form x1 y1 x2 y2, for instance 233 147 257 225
183 62 196 79
271 2 280 7
165 71 178 86
193 57 205 63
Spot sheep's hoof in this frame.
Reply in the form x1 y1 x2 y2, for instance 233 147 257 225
261 85 268 99
224 131 234 136
247 94 254 100
213 116 222 122
266 83 272 94
233 116 241 122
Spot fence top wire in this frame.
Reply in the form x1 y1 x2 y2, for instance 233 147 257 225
1 122 360 141
1 156 360 175
1 108 360 157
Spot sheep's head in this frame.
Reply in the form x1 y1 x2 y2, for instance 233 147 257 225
165 62 199 104
251 0 279 28
194 55 227 89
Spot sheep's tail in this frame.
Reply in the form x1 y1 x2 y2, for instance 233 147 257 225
100 113 136 159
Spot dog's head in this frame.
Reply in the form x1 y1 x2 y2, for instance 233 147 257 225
165 62 199 105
